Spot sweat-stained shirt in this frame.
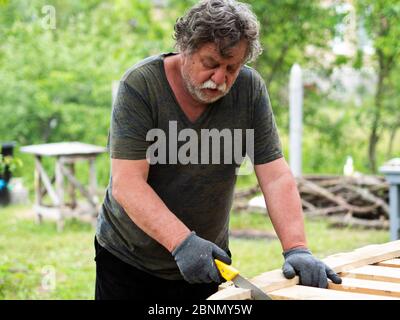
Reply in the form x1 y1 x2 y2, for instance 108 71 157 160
96 53 283 280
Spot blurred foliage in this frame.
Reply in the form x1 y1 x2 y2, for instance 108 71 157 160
354 0 400 172
0 0 174 146
0 0 399 193
0 0 175 190
0 155 23 177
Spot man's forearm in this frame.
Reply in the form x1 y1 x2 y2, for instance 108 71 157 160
113 180 191 252
261 172 307 251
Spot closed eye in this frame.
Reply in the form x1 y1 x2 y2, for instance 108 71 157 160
227 65 239 73
203 61 219 69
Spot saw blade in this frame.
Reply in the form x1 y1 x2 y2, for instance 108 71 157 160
232 275 272 300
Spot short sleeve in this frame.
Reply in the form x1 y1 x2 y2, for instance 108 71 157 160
251 81 283 165
108 81 154 160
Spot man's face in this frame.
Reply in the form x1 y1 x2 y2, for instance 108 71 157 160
180 40 247 104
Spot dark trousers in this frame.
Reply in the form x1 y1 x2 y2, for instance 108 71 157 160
94 237 219 300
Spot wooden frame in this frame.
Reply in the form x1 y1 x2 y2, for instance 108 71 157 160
208 240 400 300
33 155 100 231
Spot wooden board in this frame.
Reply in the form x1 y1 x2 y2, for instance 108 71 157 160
207 240 400 300
268 285 399 300
375 259 400 268
341 265 400 283
329 277 400 297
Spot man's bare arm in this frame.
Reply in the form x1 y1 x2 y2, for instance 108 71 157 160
255 158 342 287
111 158 190 252
254 157 307 251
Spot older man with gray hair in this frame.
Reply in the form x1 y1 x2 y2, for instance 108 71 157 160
95 0 341 300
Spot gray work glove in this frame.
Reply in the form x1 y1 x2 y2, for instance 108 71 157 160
282 248 342 288
172 231 231 284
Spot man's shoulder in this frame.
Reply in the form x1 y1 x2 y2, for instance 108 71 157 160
237 65 265 86
120 54 164 87
232 65 266 99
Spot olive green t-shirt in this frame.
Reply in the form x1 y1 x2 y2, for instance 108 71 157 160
96 53 283 280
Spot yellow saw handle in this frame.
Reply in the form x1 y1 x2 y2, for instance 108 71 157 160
214 259 239 281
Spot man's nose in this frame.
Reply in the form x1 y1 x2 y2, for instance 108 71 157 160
211 67 227 86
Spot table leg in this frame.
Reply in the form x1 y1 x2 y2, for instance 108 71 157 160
34 156 43 224
55 158 65 232
89 158 99 217
68 163 76 209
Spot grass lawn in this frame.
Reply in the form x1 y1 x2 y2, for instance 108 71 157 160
0 204 390 300
0 205 95 300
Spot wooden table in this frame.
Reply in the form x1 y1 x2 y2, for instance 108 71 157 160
21 142 107 231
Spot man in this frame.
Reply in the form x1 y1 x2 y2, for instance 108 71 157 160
95 0 342 300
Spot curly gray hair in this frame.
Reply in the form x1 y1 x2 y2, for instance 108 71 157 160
174 0 262 63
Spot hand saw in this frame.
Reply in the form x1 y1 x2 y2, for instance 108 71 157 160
215 259 272 300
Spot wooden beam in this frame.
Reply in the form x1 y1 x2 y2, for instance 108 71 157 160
208 240 400 300
252 240 400 291
67 163 77 209
34 205 61 220
207 287 251 300
89 158 99 208
40 175 55 199
268 285 399 300
322 240 400 272
34 156 43 223
33 204 97 223
35 157 60 206
248 270 300 293
329 277 400 298
341 265 400 283
375 259 400 268
55 158 65 232
60 163 97 208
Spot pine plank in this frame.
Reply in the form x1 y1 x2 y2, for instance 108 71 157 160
341 265 400 283
329 277 400 297
322 240 400 272
207 287 251 300
375 258 400 268
268 285 400 300
250 240 400 293
208 240 400 300
247 269 300 293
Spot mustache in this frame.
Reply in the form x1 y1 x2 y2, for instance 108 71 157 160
199 80 227 92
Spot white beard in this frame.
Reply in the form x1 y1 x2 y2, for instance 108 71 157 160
181 69 228 104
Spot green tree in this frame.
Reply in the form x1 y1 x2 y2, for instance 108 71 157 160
0 0 174 187
0 0 174 145
248 0 347 136
355 0 400 172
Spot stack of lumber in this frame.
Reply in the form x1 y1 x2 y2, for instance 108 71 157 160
233 175 389 230
208 240 400 300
